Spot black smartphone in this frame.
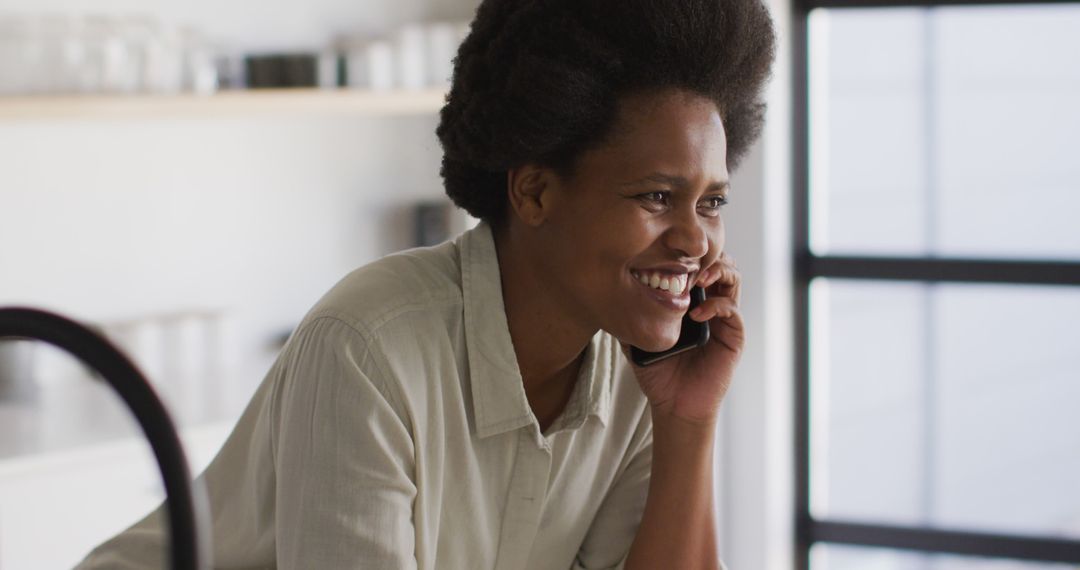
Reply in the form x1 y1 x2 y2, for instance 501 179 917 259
629 286 709 367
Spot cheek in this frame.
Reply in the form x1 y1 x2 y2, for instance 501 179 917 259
577 206 656 260
601 220 663 276
708 218 726 257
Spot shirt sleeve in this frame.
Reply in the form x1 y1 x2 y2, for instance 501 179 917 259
272 314 419 569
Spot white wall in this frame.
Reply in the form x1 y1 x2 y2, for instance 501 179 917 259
715 0 796 567
0 113 448 415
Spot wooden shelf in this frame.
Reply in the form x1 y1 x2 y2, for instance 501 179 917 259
0 88 447 121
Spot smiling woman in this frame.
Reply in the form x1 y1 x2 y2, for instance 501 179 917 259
496 91 731 358
77 1 775 569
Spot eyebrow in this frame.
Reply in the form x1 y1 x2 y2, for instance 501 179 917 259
622 173 730 193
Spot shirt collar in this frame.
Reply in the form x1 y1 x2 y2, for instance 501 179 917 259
459 222 614 440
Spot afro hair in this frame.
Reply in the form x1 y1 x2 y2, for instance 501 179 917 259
436 0 777 227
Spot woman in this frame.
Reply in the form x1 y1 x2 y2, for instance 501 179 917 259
79 0 775 568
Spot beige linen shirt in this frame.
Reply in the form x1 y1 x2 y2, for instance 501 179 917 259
78 222 715 570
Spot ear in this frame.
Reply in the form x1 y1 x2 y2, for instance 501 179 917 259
506 164 559 228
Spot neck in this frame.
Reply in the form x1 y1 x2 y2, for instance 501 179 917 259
493 224 595 394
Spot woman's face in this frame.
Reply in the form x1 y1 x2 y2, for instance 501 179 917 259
534 89 730 351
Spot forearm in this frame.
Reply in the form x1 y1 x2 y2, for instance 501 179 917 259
624 411 719 570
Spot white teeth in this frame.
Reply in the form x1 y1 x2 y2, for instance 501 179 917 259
634 271 689 294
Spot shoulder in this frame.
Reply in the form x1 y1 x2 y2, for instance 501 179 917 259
300 240 464 339
268 242 466 431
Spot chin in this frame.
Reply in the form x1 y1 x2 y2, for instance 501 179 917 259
617 322 682 352
637 335 681 352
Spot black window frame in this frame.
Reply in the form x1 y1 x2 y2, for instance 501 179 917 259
791 0 1080 566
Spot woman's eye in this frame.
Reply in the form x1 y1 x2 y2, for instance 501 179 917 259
698 195 729 214
637 191 670 207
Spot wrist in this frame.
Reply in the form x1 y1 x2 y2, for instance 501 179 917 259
650 406 718 443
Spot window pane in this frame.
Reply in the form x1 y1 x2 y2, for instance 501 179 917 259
809 5 1080 260
811 543 1077 570
810 280 1080 539
809 280 930 523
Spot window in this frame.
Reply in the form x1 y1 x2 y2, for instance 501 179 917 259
793 1 1080 568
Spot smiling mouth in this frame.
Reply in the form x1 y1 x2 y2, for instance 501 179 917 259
630 270 692 296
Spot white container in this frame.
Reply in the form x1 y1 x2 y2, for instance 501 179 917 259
74 15 108 93
36 15 71 94
1 15 42 95
56 16 88 94
0 341 38 403
425 22 458 88
160 311 207 423
105 317 166 387
0 16 24 95
346 39 395 90
317 50 339 89
179 27 217 95
97 16 139 94
393 24 426 90
141 21 184 94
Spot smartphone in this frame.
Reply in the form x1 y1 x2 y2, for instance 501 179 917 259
629 286 710 367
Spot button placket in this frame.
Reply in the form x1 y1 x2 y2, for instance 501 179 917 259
493 428 553 570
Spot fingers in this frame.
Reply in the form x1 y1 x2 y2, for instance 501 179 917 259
688 295 739 322
694 253 740 306
688 296 745 353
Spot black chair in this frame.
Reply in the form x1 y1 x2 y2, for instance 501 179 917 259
0 307 210 570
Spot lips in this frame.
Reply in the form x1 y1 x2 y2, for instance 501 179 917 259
629 267 697 312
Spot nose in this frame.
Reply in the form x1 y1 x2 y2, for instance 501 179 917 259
663 207 713 259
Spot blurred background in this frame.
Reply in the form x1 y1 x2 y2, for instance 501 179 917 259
0 0 476 566
0 0 1078 568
